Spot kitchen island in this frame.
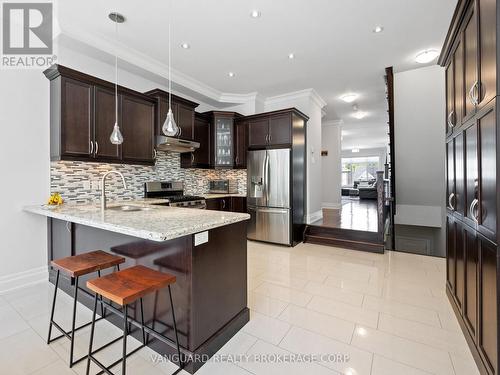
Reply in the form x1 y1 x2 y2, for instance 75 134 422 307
24 203 250 373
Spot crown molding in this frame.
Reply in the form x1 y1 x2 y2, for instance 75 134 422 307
322 119 344 127
265 88 327 109
57 28 326 111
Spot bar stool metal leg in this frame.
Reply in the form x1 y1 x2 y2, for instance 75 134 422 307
97 270 106 318
47 269 60 344
69 276 79 367
168 285 183 371
122 305 128 375
86 294 99 375
140 298 146 345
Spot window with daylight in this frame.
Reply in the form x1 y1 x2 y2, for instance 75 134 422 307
341 156 380 187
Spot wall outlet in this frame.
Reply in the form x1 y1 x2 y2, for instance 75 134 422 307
82 180 91 190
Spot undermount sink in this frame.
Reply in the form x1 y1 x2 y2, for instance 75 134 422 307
107 205 155 212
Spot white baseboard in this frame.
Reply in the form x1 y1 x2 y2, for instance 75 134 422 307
322 202 341 209
0 266 49 294
306 210 323 224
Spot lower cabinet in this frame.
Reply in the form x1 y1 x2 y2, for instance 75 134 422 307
447 214 499 375
205 197 246 213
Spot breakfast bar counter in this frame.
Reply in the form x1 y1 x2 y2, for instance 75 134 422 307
25 203 250 374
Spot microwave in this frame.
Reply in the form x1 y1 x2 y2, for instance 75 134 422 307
209 179 238 194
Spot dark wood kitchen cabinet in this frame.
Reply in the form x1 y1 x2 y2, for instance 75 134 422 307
440 1 500 373
234 119 248 168
57 76 94 159
205 197 246 213
44 65 156 165
121 95 155 163
181 112 211 168
247 109 299 148
203 111 242 169
144 89 199 140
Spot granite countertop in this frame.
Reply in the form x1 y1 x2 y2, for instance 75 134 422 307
24 202 250 242
203 193 247 199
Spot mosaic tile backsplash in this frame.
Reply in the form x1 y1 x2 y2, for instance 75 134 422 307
51 151 247 204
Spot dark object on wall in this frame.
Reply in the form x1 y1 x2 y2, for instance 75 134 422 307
321 150 328 156
440 1 499 374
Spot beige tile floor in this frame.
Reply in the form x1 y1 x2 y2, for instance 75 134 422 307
0 241 479 375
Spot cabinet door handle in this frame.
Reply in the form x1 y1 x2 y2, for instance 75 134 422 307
90 141 94 155
448 193 456 210
269 134 272 143
265 134 269 143
191 153 195 163
222 199 226 209
95 141 99 155
235 155 239 164
178 127 182 137
469 81 479 106
473 80 480 106
447 110 455 129
153 148 157 160
470 198 479 223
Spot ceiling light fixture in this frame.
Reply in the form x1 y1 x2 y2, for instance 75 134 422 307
288 53 295 59
250 10 261 18
340 93 358 103
162 1 179 137
352 111 367 119
373 25 384 33
228 72 235 77
415 49 439 64
352 148 360 153
108 12 125 146
180 42 190 49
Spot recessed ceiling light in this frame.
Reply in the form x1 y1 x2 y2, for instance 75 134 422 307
288 53 295 59
352 148 360 153
180 42 190 49
250 10 261 18
373 25 384 33
228 72 235 77
340 93 358 103
352 111 367 119
415 49 439 64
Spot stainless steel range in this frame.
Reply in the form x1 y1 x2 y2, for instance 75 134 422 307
144 181 206 209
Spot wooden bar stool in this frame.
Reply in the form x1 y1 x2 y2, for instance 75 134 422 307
85 265 182 375
48 250 125 367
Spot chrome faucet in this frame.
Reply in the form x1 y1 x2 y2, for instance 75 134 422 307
101 171 127 211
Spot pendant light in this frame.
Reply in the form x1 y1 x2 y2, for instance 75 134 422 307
109 12 125 145
162 5 179 137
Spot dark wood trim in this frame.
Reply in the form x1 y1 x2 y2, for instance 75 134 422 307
447 286 490 375
241 107 309 122
304 235 384 254
44 65 156 104
438 0 474 66
144 88 199 109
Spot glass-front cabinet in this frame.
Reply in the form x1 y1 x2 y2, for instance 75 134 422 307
215 116 233 167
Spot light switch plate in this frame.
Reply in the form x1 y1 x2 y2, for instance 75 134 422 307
194 231 209 246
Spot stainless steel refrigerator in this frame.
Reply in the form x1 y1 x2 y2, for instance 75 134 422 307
247 149 291 245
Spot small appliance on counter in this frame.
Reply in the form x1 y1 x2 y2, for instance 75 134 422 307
144 181 206 209
208 179 238 194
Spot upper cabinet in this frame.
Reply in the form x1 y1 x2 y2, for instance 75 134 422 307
144 89 199 141
180 112 211 169
44 65 156 165
247 109 306 149
234 119 248 169
442 0 497 132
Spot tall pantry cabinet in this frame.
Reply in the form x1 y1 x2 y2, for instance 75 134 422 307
439 1 499 374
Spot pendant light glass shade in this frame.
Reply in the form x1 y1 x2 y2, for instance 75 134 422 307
109 12 124 145
110 122 124 144
162 108 179 136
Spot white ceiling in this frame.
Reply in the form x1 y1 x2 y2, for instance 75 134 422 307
55 0 457 149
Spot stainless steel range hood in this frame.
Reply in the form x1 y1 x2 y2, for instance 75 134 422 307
156 136 200 153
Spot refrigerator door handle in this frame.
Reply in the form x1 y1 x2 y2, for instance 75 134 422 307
264 152 270 206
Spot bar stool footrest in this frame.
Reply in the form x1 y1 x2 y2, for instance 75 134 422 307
48 316 106 344
89 343 146 375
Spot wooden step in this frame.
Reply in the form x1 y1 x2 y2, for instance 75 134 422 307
304 225 384 254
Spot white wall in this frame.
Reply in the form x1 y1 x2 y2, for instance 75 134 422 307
0 69 50 292
321 124 342 208
394 65 446 231
265 94 324 223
